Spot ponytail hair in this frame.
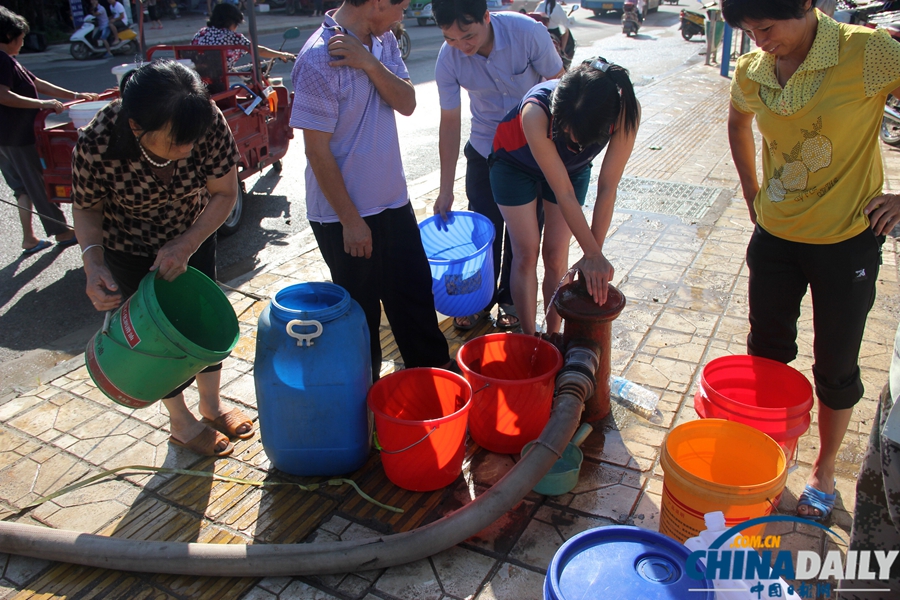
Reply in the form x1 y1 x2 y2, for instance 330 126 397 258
545 0 557 16
551 57 639 149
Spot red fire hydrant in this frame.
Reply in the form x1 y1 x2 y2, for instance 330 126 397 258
553 280 626 422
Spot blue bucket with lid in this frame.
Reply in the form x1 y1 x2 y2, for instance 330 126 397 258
544 525 715 600
418 211 495 318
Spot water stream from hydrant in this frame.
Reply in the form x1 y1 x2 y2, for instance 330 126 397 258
528 268 580 378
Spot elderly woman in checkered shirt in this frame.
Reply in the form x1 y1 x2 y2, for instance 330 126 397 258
71 61 253 458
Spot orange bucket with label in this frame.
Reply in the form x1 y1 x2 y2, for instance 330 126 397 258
659 419 786 543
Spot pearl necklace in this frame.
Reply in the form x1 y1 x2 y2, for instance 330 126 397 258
138 140 173 168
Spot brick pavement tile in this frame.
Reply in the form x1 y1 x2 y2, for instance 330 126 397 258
630 261 687 284
570 483 640 522
0 396 43 423
238 586 277 600
374 559 441 600
617 278 677 305
258 576 292 594
277 580 342 599
1 554 51 587
69 434 139 467
655 307 719 337
509 518 564 570
642 329 707 364
0 427 28 454
31 452 90 497
475 563 544 600
52 397 105 433
0 451 20 473
631 492 661 532
432 546 496 599
0 458 40 506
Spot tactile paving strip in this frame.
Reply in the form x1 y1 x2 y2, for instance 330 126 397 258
606 177 731 223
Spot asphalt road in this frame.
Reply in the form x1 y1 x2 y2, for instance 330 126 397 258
0 4 702 395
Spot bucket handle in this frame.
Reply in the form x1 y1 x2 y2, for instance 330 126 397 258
99 311 189 360
373 427 438 454
286 319 323 347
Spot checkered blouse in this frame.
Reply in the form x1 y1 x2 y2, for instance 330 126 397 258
72 102 240 257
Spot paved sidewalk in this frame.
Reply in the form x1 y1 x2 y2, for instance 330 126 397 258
1 60 899 600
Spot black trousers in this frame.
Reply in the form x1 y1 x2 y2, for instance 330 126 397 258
465 142 543 310
104 233 222 398
746 225 883 411
311 204 450 375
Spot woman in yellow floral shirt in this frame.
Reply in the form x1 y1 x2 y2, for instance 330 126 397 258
725 0 900 520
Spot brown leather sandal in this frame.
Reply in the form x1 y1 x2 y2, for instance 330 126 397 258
201 408 255 440
169 425 234 457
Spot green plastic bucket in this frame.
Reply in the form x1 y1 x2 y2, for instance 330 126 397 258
86 267 239 408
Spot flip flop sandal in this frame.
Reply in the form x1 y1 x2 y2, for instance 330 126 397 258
169 424 234 457
796 480 836 521
201 408 255 440
22 239 53 256
495 304 520 330
453 310 489 331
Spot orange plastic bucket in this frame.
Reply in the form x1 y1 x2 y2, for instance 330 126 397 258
659 419 786 543
457 333 562 454
367 368 472 492
694 355 813 465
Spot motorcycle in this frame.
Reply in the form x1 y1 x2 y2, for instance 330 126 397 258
527 4 579 70
69 15 139 60
680 6 705 40
390 22 411 61
622 1 641 35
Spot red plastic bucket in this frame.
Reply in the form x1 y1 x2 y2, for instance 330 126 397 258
457 333 562 454
367 368 472 492
694 355 813 464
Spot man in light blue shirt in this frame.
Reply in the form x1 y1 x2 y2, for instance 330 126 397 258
290 1 451 377
433 0 563 330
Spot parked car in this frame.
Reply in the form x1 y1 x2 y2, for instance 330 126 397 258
412 0 542 25
406 0 435 25
582 0 659 18
497 0 543 12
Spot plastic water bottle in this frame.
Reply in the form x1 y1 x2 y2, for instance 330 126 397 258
683 512 800 600
609 375 663 423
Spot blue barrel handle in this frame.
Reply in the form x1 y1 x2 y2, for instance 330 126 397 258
286 319 323 347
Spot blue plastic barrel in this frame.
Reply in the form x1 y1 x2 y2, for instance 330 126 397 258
418 211 495 317
545 525 715 600
254 282 372 476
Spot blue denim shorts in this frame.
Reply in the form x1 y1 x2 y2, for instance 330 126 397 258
489 158 592 207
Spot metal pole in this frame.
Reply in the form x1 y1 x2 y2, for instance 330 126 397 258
246 0 261 85
138 0 146 61
720 23 732 77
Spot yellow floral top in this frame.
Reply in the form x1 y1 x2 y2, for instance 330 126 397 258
731 9 900 116
730 12 900 243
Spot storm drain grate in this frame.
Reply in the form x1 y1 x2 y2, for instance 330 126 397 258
602 177 732 223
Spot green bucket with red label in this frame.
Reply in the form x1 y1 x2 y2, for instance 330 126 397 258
86 267 239 408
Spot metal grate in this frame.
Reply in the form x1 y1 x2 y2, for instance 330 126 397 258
587 177 732 223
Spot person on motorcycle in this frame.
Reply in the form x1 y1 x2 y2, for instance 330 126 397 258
490 58 640 335
109 0 129 35
88 0 113 58
622 1 641 33
535 0 571 59
192 4 295 71
432 0 564 331
724 0 900 524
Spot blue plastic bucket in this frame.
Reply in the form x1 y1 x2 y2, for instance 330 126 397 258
418 211 495 317
544 525 715 600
